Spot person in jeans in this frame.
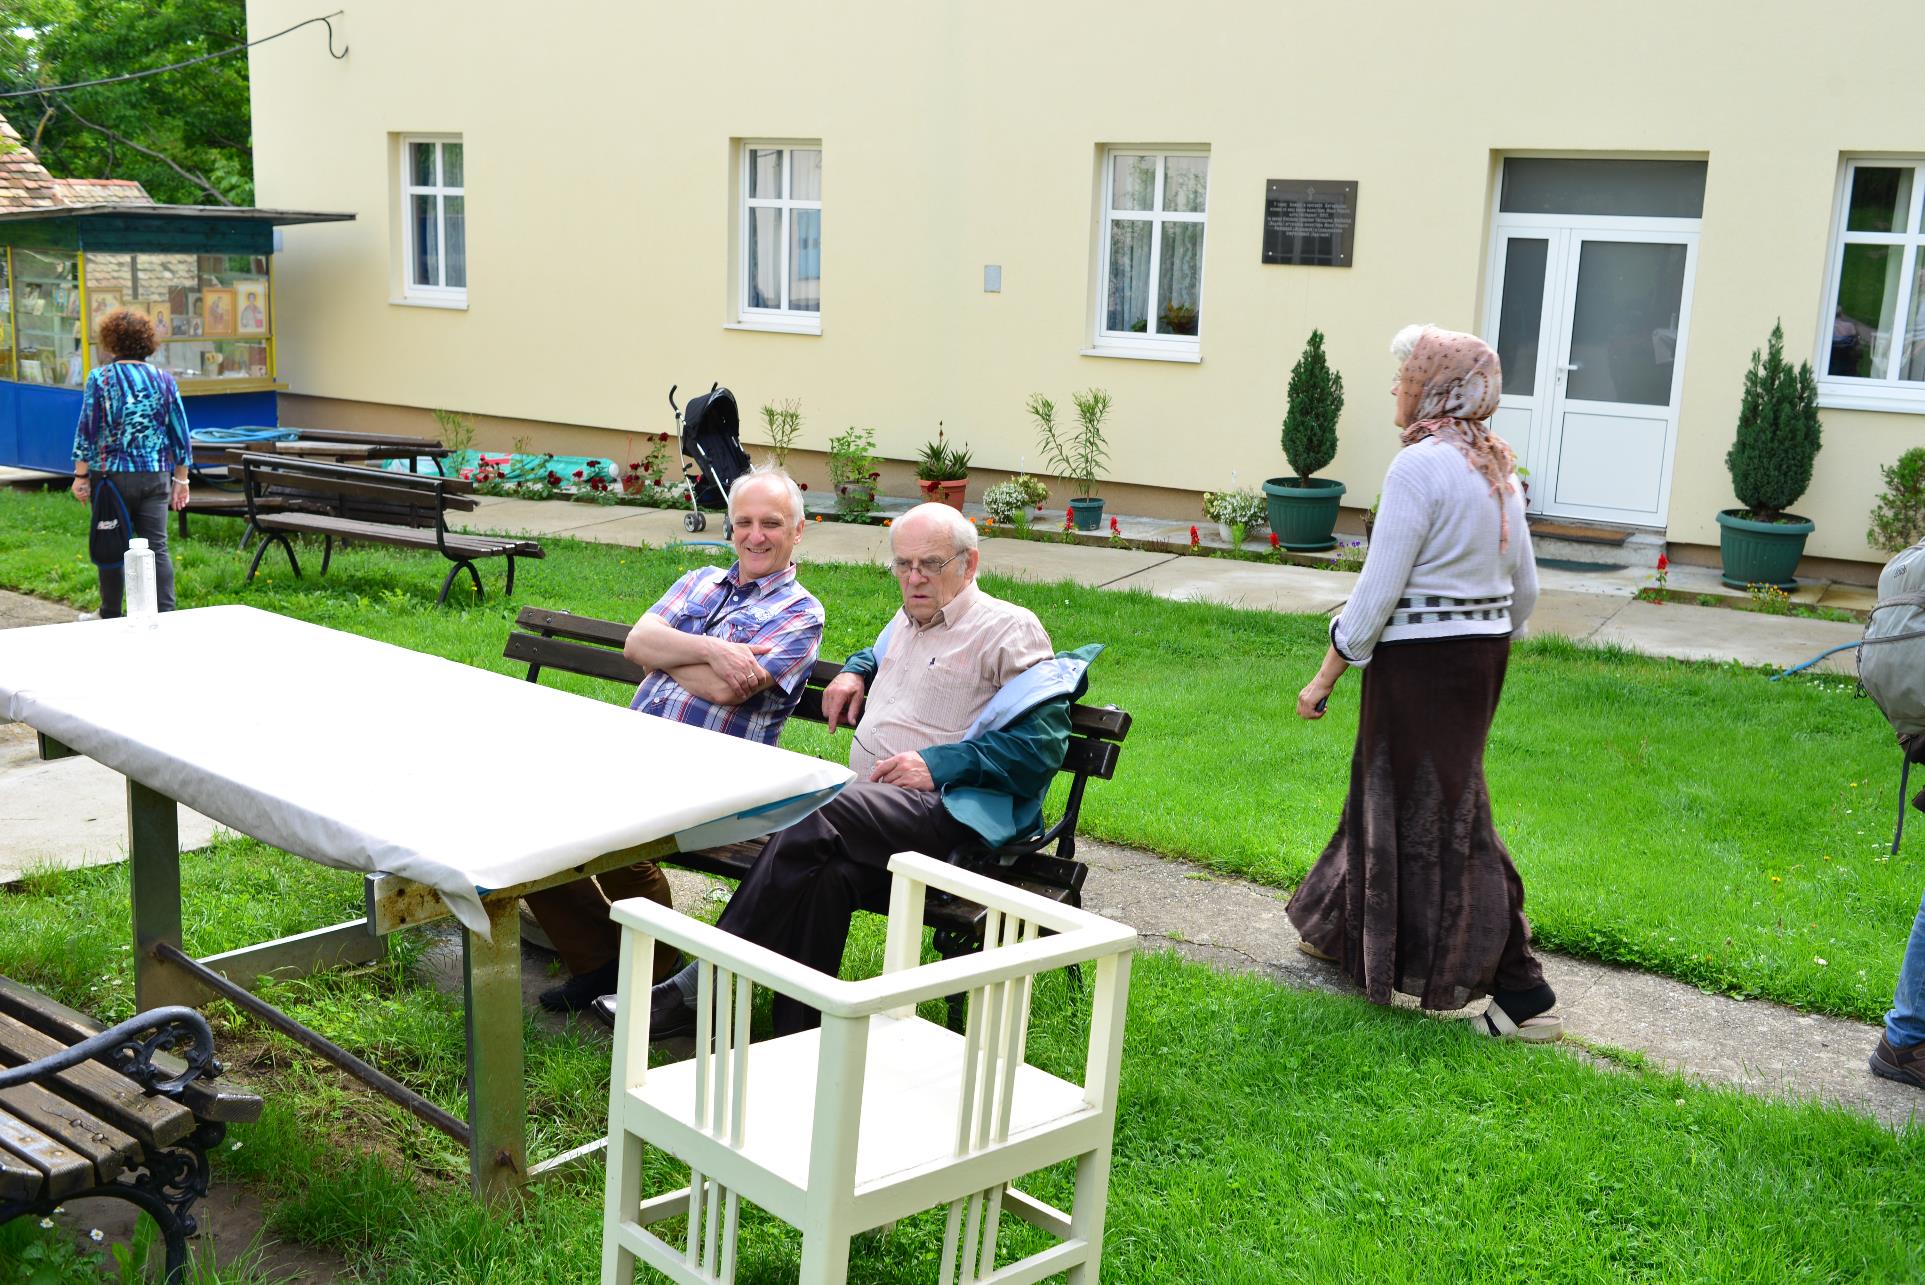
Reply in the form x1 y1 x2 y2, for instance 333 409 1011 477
70 308 192 616
1871 896 1925 1088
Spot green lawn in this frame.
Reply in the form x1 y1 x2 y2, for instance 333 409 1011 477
0 845 1920 1284
0 486 1911 1025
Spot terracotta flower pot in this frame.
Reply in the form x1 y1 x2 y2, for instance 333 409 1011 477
917 478 968 510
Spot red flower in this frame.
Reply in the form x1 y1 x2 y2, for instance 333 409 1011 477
1189 524 1200 547
1109 517 1120 534
546 471 561 486
798 482 809 491
1657 553 1669 571
572 469 585 479
586 459 600 468
1268 532 1280 549
659 432 670 442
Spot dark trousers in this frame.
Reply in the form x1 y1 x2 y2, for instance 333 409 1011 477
96 472 177 617
716 782 974 1036
524 860 680 983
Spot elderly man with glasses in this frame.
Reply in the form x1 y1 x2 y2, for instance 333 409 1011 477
530 465 824 1015
597 501 1099 1037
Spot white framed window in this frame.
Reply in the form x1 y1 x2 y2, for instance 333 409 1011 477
402 136 466 303
1092 148 1209 360
1818 158 1925 412
738 143 821 332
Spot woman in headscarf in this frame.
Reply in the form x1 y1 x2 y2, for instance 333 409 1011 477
1289 324 1559 1041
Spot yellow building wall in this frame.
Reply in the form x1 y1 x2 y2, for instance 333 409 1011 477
248 0 1925 565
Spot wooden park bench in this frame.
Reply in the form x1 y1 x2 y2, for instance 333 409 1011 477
241 454 542 606
0 976 261 1284
503 605 1131 1019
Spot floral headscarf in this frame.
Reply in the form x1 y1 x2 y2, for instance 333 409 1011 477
1395 326 1519 550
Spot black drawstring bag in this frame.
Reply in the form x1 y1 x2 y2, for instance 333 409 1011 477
88 478 135 567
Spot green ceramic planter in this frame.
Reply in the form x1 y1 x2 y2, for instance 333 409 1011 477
1069 497 1105 532
1262 477 1347 550
1716 508 1814 590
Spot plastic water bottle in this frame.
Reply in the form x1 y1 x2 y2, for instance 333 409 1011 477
124 537 158 629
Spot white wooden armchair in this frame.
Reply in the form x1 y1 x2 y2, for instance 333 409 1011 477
599 850 1137 1285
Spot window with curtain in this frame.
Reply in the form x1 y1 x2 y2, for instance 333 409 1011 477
1099 149 1208 352
1820 159 1925 410
742 144 822 328
403 136 466 302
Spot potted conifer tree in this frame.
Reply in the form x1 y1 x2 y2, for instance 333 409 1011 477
1718 321 1823 589
1263 329 1347 550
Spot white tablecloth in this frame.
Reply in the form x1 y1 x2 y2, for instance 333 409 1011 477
0 605 852 935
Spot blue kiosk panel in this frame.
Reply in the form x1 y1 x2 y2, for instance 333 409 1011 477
0 381 278 474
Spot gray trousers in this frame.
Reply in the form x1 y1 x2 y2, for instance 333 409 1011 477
96 472 177 617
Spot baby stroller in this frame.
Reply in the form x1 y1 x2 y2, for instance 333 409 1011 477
668 383 750 532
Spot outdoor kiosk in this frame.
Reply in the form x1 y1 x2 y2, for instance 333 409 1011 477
0 203 352 473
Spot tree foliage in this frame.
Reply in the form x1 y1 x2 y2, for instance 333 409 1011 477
1725 321 1822 522
1867 447 1925 554
0 0 251 206
1282 328 1344 482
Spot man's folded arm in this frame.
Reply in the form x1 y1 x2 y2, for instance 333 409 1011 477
660 662 770 705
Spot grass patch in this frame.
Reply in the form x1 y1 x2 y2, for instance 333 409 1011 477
2 847 1922 1283
0 485 1910 1023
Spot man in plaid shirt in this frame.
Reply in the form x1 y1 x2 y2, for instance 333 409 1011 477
528 466 823 1013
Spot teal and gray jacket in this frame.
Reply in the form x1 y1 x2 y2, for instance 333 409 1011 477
841 637 1103 848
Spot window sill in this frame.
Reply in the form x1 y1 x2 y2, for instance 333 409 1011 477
1081 343 1201 364
391 294 468 311
1815 382 1925 414
725 319 821 337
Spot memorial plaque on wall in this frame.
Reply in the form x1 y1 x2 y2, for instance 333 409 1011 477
1262 180 1358 266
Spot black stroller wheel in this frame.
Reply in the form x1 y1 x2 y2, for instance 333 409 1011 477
685 512 705 532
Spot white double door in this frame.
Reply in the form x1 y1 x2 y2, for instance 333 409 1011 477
1483 220 1699 526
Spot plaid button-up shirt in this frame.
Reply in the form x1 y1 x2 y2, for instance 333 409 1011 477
628 562 824 746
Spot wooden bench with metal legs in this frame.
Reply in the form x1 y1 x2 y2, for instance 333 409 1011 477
239 454 540 605
0 980 262 1285
503 605 1132 1025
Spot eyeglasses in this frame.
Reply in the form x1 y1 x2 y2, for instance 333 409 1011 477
889 551 967 579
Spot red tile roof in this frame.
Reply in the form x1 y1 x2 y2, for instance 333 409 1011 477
0 111 154 210
49 177 154 206
0 114 59 211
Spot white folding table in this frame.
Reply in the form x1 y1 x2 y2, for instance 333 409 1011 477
0 605 852 1203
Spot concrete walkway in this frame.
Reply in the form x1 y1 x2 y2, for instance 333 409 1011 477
456 495 1868 675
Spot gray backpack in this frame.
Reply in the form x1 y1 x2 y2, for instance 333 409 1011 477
1860 537 1925 848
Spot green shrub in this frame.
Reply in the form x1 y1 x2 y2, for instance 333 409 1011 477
1726 321 1821 522
1282 329 1344 482
1867 446 1925 553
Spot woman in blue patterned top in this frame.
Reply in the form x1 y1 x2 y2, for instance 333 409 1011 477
71 308 192 616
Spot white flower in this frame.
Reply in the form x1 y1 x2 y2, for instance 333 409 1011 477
39 1217 54 1229
89 1228 104 1242
230 1140 243 1151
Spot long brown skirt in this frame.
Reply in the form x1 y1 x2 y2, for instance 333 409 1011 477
1286 634 1545 1011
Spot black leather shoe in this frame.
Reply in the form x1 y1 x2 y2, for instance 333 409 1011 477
537 960 619 1014
1870 1033 1925 1089
591 982 697 1039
